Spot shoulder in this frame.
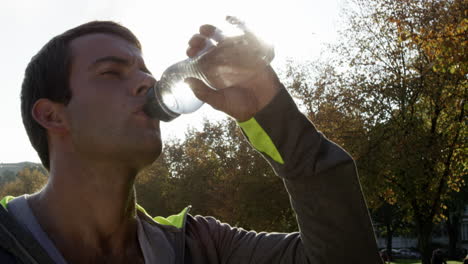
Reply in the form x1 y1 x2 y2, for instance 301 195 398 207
185 214 258 243
185 215 229 240
186 214 229 231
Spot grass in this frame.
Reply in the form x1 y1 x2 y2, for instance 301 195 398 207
388 260 463 264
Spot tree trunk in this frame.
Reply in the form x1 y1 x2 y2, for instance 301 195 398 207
386 223 394 261
446 213 460 259
418 223 434 264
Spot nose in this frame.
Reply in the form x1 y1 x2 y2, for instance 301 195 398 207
132 72 156 96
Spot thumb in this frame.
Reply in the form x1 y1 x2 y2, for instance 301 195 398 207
185 78 226 111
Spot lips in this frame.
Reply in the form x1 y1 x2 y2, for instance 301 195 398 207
135 110 147 117
133 105 150 118
131 106 160 138
133 102 161 127
134 109 149 118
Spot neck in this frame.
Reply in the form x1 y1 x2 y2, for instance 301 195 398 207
28 156 141 259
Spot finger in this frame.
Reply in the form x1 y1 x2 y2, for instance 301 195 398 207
186 35 207 57
186 39 214 58
186 46 198 58
199 24 216 37
188 34 207 48
200 24 226 43
185 78 225 111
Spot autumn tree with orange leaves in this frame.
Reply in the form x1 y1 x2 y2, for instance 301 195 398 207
285 0 466 262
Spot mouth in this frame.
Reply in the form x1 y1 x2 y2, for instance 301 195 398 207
133 105 151 119
133 105 160 128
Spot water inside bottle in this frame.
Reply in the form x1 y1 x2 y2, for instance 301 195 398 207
159 80 203 114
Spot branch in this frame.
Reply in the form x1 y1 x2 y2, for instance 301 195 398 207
430 96 466 220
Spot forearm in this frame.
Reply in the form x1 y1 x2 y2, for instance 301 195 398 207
239 86 382 263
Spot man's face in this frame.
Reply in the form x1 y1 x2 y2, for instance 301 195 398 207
64 33 161 170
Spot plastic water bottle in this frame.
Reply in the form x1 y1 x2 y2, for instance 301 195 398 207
144 16 275 122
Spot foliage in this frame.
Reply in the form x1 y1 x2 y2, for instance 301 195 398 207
284 0 466 263
0 167 48 197
0 170 16 187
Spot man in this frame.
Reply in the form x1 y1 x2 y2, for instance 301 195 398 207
0 21 383 263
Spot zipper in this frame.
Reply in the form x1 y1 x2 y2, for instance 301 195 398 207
179 205 191 264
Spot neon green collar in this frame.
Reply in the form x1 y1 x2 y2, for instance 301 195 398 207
1 195 189 229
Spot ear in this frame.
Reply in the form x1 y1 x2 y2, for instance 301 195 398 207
31 99 69 134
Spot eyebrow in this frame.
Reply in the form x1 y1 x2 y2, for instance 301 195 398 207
89 55 151 74
91 56 130 68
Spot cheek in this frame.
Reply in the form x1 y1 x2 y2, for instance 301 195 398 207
72 101 134 143
66 81 131 137
68 83 116 120
67 97 108 137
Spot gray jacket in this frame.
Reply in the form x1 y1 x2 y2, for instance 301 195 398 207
0 87 383 263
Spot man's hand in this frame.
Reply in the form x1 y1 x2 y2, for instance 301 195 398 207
185 25 282 122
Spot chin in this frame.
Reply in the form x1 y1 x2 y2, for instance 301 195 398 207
134 144 162 172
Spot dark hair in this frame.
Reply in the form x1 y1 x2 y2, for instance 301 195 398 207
21 21 141 170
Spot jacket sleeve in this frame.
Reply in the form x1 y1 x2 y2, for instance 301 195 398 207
188 86 383 264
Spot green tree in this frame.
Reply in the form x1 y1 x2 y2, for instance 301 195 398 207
284 0 466 262
0 170 16 188
0 167 48 197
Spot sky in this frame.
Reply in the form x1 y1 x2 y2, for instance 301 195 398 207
0 0 344 163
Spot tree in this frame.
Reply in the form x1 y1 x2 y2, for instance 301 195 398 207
0 167 48 197
284 0 466 262
0 170 16 188
373 201 413 261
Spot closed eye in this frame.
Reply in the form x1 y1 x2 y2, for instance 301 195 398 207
102 71 121 76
